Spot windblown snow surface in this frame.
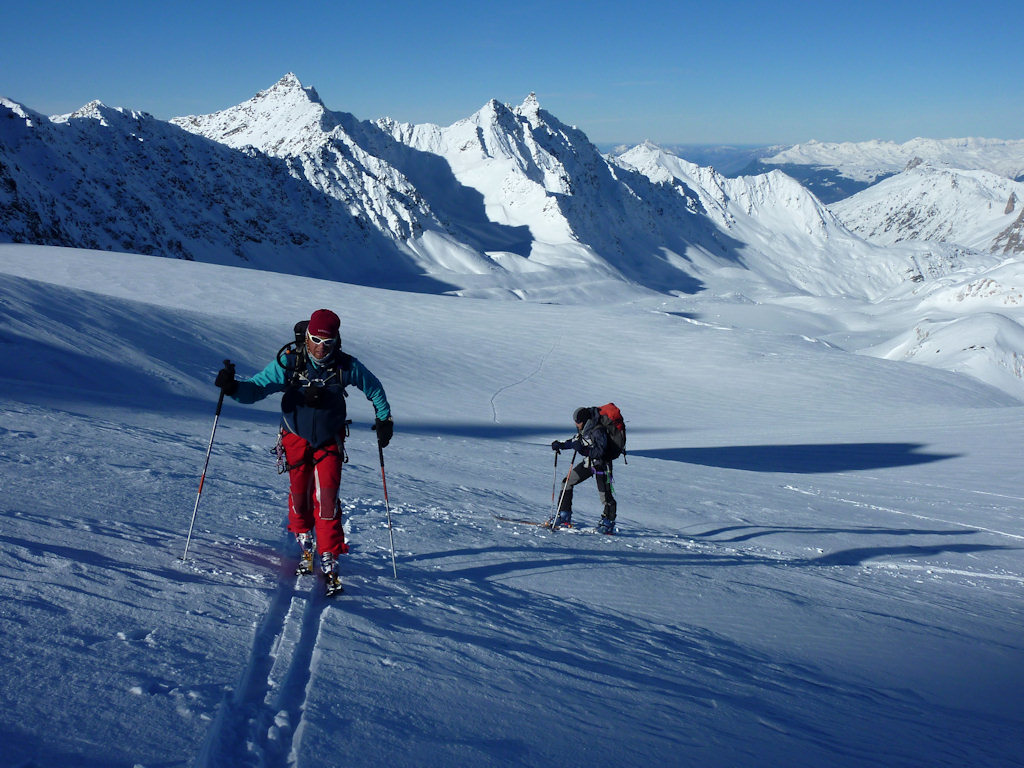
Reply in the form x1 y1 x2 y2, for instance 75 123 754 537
1 244 1023 768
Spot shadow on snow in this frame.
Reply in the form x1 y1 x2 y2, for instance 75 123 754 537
629 443 959 473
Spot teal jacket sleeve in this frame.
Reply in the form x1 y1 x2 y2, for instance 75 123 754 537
346 357 391 421
231 358 288 404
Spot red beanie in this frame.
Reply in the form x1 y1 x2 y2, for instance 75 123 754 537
308 309 340 338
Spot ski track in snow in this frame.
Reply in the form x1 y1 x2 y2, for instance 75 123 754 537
192 560 325 768
488 334 562 424
783 482 1024 542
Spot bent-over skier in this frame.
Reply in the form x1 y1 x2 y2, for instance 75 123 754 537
549 406 619 534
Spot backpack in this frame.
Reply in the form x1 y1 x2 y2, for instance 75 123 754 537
596 402 626 460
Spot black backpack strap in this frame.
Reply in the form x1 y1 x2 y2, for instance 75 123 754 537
284 348 306 385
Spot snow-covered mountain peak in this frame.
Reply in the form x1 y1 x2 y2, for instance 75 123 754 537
171 72 335 155
254 72 325 110
616 140 841 230
173 75 444 247
63 100 106 121
467 97 520 133
615 142 711 197
49 100 153 127
516 92 542 123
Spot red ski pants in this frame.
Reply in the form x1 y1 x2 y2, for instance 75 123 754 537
281 430 348 557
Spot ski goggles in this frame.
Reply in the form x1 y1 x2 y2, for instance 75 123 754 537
306 331 339 347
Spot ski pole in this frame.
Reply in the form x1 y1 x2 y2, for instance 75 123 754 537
378 443 398 578
550 450 560 519
182 360 231 561
554 449 577 518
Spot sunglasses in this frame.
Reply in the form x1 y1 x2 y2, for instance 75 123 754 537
306 332 338 346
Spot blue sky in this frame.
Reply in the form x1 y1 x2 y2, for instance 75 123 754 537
4 0 1022 145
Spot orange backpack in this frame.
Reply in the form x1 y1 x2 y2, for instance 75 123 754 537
596 403 626 460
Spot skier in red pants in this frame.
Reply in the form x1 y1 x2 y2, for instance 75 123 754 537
215 309 392 595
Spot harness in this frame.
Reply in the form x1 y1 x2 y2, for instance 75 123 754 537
274 420 352 474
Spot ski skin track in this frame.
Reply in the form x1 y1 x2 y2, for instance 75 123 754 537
191 553 337 768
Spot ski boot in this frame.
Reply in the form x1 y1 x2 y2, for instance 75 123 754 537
320 552 343 597
597 515 615 535
545 510 573 530
295 532 315 575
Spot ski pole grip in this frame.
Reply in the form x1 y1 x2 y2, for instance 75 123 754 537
214 359 233 416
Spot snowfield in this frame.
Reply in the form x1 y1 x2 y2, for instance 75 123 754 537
2 243 1023 768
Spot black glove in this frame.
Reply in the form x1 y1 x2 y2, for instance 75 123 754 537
374 417 393 448
215 360 238 396
551 440 562 452
552 440 571 452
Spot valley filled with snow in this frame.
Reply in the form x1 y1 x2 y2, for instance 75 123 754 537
2 243 1022 768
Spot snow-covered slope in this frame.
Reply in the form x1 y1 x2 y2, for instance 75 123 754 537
856 257 1024 395
830 162 1024 256
2 244 1023 768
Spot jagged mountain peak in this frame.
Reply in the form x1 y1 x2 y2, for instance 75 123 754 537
171 73 341 156
66 99 106 120
472 97 514 122
516 92 541 120
474 93 540 122
255 72 324 108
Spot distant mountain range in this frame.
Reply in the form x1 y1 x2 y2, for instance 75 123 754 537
2 73 1022 301
635 137 1024 205
763 137 1024 183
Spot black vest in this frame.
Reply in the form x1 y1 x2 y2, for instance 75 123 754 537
280 351 352 448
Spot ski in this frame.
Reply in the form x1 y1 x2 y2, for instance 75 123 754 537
295 555 344 596
492 514 614 536
493 514 551 527
324 578 344 598
492 514 580 531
